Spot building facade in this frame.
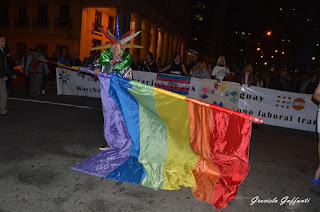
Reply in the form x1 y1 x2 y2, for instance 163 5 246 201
0 0 191 65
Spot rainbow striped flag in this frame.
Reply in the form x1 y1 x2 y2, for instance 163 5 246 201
73 72 260 209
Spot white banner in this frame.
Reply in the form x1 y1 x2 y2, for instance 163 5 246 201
132 70 157 87
238 85 317 132
188 78 200 100
199 79 242 111
56 67 318 132
56 67 101 98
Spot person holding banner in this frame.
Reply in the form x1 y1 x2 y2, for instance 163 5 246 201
139 51 158 73
312 83 320 186
192 61 210 79
211 56 230 82
238 63 254 87
160 53 190 77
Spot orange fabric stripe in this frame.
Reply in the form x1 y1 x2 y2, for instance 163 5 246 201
188 102 220 202
185 97 263 123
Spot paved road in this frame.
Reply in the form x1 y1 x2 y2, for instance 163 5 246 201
0 80 320 212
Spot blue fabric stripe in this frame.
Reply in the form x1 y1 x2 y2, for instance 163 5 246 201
106 73 147 183
157 73 191 81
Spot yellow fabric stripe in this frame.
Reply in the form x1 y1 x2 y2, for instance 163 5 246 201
154 92 199 191
152 87 186 101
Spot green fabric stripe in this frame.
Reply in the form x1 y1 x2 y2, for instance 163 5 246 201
128 86 168 190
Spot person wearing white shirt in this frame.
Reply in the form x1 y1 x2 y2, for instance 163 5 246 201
211 56 230 82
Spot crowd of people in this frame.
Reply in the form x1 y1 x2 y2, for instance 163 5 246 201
1 42 319 100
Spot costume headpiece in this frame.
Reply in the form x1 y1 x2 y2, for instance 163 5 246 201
91 15 143 51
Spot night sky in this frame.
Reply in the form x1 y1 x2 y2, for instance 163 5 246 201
210 1 320 65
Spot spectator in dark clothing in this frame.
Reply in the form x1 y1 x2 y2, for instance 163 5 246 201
22 48 34 93
139 51 159 73
237 64 255 87
0 35 16 116
83 51 94 67
5 48 16 95
306 74 319 94
58 48 70 65
70 53 83 66
275 70 289 91
48 52 58 82
160 53 190 76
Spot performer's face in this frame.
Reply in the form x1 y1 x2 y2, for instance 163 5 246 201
112 42 125 62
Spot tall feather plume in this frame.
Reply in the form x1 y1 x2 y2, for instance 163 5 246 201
120 31 141 45
99 28 116 44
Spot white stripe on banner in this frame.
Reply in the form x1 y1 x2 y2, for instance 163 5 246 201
155 74 191 95
9 97 94 109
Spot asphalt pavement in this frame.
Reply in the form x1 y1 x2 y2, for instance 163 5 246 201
0 78 319 212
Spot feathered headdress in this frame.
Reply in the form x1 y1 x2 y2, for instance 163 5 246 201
91 15 143 51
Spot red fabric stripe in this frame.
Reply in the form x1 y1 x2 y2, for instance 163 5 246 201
209 109 251 209
157 76 190 84
155 84 189 92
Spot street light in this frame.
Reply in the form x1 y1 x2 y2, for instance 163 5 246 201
257 47 264 57
312 57 316 60
275 50 278 53
267 31 272 36
282 51 285 55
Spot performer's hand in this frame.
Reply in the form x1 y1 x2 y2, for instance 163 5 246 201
216 78 221 83
94 68 101 75
3 77 8 81
12 75 17 79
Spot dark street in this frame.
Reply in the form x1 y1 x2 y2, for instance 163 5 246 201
0 82 319 212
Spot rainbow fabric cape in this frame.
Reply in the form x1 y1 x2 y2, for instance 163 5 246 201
73 71 258 209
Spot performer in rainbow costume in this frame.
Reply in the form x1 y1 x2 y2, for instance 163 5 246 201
91 16 143 150
92 15 142 80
